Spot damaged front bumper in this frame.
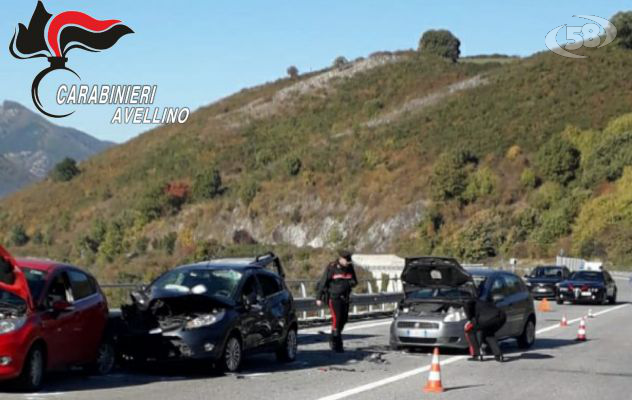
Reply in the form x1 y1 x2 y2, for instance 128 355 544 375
118 320 231 362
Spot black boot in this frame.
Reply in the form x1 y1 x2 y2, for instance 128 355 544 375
333 332 344 353
329 331 337 351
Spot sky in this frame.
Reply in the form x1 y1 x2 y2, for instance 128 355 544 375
1 0 629 143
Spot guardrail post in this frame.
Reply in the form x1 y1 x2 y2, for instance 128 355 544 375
300 282 308 320
367 281 373 312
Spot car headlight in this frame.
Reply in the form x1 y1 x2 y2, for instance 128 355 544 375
0 317 27 335
185 310 225 330
443 307 467 322
590 287 601 292
526 282 532 286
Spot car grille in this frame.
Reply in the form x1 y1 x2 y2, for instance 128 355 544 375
399 337 437 344
397 321 440 329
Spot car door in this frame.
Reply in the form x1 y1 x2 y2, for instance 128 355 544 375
488 276 512 338
67 269 108 364
39 270 81 368
603 271 615 297
238 274 267 351
256 272 287 345
503 274 529 337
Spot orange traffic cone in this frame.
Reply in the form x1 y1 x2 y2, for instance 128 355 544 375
423 347 444 393
576 318 587 341
538 298 552 312
560 315 568 327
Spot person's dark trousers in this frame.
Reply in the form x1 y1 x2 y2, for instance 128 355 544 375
481 330 502 358
329 296 350 352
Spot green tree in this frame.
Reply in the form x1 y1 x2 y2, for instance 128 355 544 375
333 56 349 69
99 221 124 262
611 11 632 49
287 65 299 79
193 168 223 200
535 135 580 185
429 149 476 201
418 29 461 62
10 225 29 247
49 157 80 182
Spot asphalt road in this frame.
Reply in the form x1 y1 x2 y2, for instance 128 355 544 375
4 275 631 400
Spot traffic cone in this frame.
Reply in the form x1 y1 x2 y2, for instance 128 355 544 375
560 315 568 327
587 309 595 318
576 318 587 341
538 298 552 312
423 347 444 393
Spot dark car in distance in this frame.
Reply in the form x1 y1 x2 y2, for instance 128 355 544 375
118 252 298 372
390 258 536 351
524 265 571 300
0 245 114 392
556 270 617 305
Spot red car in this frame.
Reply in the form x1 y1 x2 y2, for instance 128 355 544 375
0 245 114 391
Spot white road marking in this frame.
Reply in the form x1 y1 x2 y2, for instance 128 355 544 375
315 303 630 400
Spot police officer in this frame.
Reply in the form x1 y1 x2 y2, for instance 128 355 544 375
316 250 358 353
464 297 506 362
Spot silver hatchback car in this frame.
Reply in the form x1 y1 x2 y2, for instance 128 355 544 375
389 257 536 350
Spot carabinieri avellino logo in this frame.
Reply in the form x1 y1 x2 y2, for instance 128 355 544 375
10 1 133 118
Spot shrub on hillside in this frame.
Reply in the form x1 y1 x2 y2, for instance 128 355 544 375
418 29 461 62
50 157 80 182
285 157 302 176
10 225 29 247
581 131 632 185
611 11 632 49
429 149 477 202
193 168 223 199
333 56 349 69
520 168 539 189
287 65 299 79
138 181 187 222
450 210 505 262
534 135 580 185
462 166 498 203
239 179 260 206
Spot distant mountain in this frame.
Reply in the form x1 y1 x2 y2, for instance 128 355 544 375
0 100 114 196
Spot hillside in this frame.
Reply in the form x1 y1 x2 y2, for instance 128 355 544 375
0 101 113 196
2 42 632 286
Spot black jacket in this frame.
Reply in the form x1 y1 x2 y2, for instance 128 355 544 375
316 261 358 302
465 298 506 332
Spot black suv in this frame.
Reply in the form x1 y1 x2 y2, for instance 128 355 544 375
118 252 298 372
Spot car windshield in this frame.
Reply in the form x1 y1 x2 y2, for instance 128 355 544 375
407 283 475 300
150 268 243 299
569 271 603 281
21 268 48 300
530 267 564 278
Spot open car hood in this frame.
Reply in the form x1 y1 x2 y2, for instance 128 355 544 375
401 257 472 291
0 245 33 310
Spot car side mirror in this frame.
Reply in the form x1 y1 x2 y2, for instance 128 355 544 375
491 294 505 303
51 300 74 313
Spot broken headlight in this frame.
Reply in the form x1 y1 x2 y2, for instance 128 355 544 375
0 317 26 335
443 307 467 322
185 310 226 330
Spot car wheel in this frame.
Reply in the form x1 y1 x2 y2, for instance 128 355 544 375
16 345 45 392
276 327 298 362
517 319 536 349
221 335 242 373
609 289 617 305
87 340 116 375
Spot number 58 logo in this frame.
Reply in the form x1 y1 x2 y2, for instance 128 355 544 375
545 15 617 58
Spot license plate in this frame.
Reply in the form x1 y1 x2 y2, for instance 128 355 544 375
406 329 429 338
581 291 592 296
536 288 548 292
